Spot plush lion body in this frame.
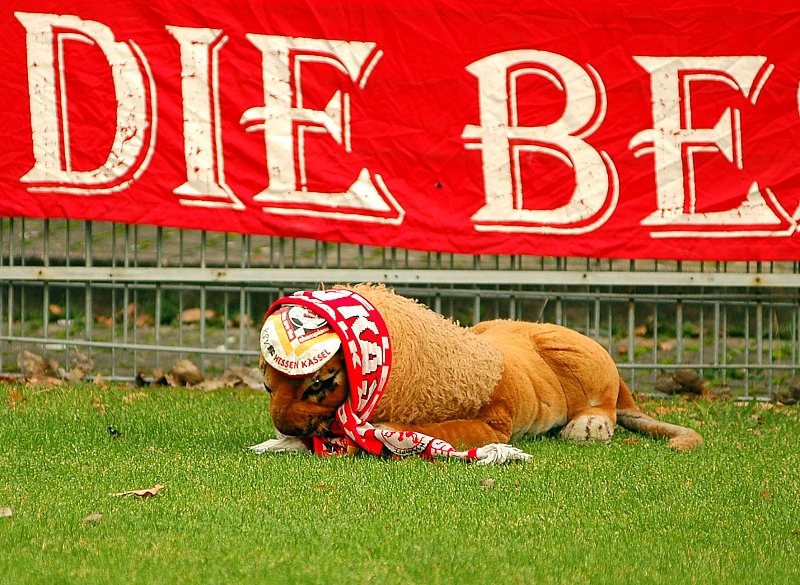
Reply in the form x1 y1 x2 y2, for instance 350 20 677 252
260 283 703 452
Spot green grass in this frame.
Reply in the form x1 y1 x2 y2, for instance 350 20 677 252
1 384 799 585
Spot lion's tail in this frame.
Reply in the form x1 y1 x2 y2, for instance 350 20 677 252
615 379 703 451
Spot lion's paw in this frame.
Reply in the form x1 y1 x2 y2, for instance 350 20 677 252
249 432 309 454
560 414 614 443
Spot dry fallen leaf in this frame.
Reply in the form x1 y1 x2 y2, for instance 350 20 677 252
136 313 154 327
655 376 682 394
0 507 12 518
123 392 148 404
117 303 136 319
195 379 226 391
234 313 253 327
220 365 264 390
91 397 106 416
82 512 103 525
180 308 216 324
59 352 95 383
479 478 497 489
149 369 170 386
170 360 204 386
17 351 59 379
109 484 165 498
38 377 64 387
671 369 705 394
6 389 25 411
761 490 772 500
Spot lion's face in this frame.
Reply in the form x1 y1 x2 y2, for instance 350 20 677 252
260 351 349 437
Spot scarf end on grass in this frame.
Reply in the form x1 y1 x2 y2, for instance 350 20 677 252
372 432 532 464
299 431 531 464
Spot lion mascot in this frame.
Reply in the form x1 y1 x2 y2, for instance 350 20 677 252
250 284 703 464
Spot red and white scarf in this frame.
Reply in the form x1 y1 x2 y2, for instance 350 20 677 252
262 288 530 463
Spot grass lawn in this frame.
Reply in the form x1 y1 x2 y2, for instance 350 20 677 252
1 382 798 585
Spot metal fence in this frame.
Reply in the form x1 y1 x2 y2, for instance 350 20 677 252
2 217 800 399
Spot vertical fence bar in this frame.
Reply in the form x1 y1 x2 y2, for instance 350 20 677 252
698 301 705 380
132 225 138 373
744 307 750 398
178 230 185 361
756 301 763 366
652 300 659 381
42 220 50 349
65 222 74 372
7 219 17 372
795 301 800 380
85 221 93 360
676 299 683 365
627 299 635 390
110 223 118 380
223 233 230 369
713 301 720 380
19 220 26 370
555 296 562 326
200 231 208 371
767 304 774 398
239 233 248 357
721 303 728 388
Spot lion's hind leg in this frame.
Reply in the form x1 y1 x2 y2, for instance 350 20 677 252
560 407 615 443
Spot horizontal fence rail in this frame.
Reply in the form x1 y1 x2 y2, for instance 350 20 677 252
4 266 800 288
2 218 799 400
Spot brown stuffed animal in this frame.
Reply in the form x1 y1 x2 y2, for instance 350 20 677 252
251 283 702 457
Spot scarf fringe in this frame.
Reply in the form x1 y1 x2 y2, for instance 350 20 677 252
472 444 533 465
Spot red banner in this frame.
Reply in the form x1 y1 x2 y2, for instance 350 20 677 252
2 1 800 260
